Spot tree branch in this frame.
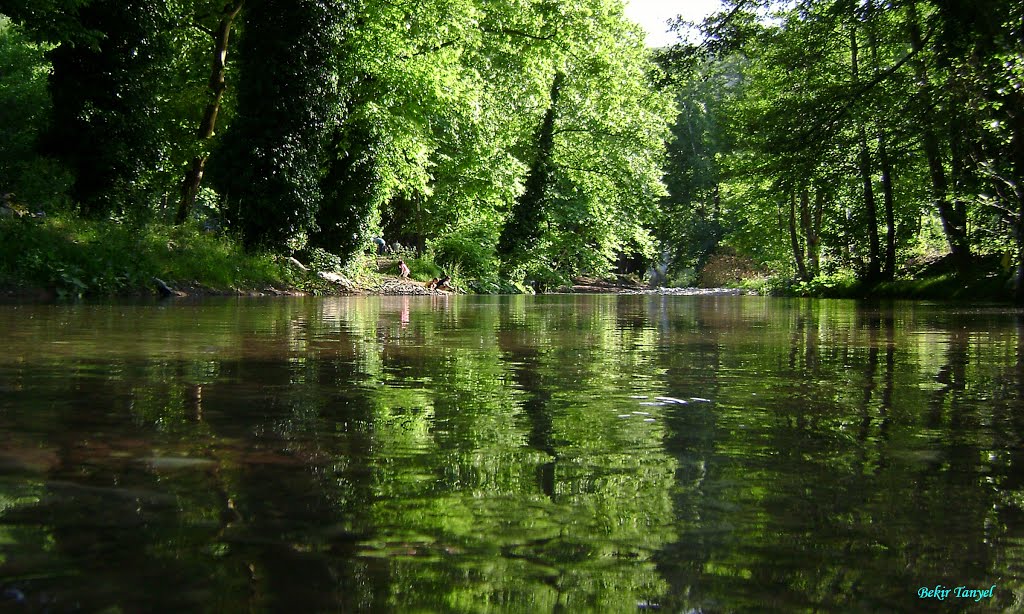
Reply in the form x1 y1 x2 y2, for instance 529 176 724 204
481 26 555 43
191 21 215 38
791 22 936 150
558 164 617 179
403 39 458 59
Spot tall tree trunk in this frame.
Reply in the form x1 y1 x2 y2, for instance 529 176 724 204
798 186 817 278
789 190 808 280
805 184 824 278
176 0 245 225
1010 111 1024 300
851 24 881 282
1016 210 1024 300
498 71 565 267
865 0 896 280
857 130 882 282
905 0 972 270
878 134 896 279
947 104 974 259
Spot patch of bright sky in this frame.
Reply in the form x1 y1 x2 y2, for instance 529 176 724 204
624 0 724 48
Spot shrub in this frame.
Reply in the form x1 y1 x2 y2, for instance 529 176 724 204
404 256 443 281
0 214 293 297
429 230 499 283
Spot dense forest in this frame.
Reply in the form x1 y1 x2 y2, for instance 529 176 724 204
0 0 1021 296
660 0 1024 297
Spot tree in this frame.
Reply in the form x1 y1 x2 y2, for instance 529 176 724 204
659 0 1018 288
486 0 673 283
497 71 564 273
312 122 387 261
654 51 736 276
36 0 177 216
174 0 245 224
208 0 347 249
0 16 73 207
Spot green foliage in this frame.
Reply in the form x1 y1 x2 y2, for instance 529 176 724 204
0 214 292 296
791 271 860 297
543 11 672 277
301 247 344 273
39 0 179 217
870 273 1008 300
312 123 387 261
654 52 735 272
1 0 99 45
317 0 675 286
404 256 443 282
487 1 674 282
0 216 154 296
0 18 72 207
522 259 570 292
498 71 564 267
209 0 347 250
2 0 679 291
657 0 1022 296
429 228 500 284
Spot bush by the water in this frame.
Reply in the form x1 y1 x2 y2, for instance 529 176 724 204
0 215 295 297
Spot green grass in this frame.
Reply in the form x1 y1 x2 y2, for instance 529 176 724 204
0 214 304 297
743 270 1014 302
869 273 1010 301
372 253 443 282
407 256 444 281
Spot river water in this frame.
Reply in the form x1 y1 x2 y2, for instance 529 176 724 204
0 295 1022 612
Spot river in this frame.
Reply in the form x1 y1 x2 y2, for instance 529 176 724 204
0 295 1022 611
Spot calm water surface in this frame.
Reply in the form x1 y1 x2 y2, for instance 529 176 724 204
1 295 1023 612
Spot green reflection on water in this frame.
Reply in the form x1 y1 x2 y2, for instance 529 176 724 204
0 296 1023 611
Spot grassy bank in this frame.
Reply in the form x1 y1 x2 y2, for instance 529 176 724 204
688 247 1019 302
0 214 506 298
0 214 326 298
10 214 1012 302
738 269 1016 302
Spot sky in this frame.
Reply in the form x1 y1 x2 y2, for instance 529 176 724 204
624 0 723 47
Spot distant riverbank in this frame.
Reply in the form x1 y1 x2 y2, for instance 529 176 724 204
2 215 1016 303
757 259 1017 303
0 214 758 300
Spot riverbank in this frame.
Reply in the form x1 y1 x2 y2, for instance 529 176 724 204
3 215 1016 302
790 275 1013 302
0 214 467 299
747 253 1018 302
0 214 749 300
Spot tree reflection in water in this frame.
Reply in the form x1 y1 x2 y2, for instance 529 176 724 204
0 296 1022 611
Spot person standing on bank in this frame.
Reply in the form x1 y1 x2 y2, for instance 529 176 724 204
399 259 410 278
